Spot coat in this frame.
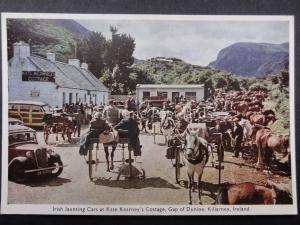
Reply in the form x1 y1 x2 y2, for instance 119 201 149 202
114 118 141 156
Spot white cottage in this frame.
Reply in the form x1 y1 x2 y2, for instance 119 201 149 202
136 84 205 103
8 41 109 107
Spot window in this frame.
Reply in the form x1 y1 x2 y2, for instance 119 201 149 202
20 104 30 112
42 104 51 112
103 95 105 105
32 105 42 112
62 92 66 105
9 104 18 111
9 132 36 145
157 91 168 99
84 94 87 103
143 91 150 99
76 93 78 103
185 92 196 101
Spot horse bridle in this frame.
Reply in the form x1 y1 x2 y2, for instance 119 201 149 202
185 133 202 161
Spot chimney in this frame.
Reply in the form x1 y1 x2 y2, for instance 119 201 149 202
81 62 88 70
13 41 30 58
68 59 80 68
46 52 55 62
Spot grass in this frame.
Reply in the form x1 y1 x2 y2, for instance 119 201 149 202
264 99 289 134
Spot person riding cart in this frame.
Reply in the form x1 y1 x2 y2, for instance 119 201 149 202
114 110 141 156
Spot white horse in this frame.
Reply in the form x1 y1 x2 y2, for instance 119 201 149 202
239 118 253 145
184 128 210 204
160 111 175 145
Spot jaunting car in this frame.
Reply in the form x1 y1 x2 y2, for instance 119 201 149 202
8 124 64 183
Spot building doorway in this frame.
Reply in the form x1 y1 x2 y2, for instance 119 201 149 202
172 92 179 103
69 93 73 104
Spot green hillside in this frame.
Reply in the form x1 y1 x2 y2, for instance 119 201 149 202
132 57 264 92
7 19 89 62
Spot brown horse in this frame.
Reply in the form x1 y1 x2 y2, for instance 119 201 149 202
255 128 289 169
250 113 277 126
216 182 276 204
232 102 249 114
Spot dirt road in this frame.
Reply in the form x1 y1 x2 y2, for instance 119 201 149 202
7 127 292 205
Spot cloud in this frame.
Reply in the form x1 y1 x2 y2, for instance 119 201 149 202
77 19 289 66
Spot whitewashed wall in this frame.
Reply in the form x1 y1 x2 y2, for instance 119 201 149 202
8 56 58 107
136 87 204 103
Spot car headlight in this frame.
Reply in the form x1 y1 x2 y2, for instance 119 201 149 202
46 148 54 154
25 151 33 159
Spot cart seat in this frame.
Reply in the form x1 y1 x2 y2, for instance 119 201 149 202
118 129 130 144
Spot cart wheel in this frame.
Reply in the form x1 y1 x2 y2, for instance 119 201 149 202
175 147 181 184
140 168 146 180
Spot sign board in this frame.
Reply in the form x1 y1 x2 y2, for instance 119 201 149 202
22 71 55 82
30 90 40 97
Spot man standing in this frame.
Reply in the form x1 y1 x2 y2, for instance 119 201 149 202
103 99 120 126
232 118 244 157
74 110 83 137
126 96 137 112
220 117 233 152
103 99 120 161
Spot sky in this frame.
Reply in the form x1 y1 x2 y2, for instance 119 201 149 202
77 19 289 66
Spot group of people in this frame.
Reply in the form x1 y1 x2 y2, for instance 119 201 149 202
88 99 141 156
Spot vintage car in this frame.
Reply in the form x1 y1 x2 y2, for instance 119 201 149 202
8 124 64 183
9 100 51 127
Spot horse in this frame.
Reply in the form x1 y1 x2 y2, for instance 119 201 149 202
160 111 176 145
250 113 277 126
184 128 210 204
239 118 253 145
216 182 276 204
255 128 289 169
266 180 293 204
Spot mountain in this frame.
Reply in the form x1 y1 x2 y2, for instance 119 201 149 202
7 19 92 61
208 42 289 77
51 20 92 39
133 57 145 65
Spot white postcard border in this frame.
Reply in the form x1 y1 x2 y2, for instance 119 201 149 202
1 13 297 215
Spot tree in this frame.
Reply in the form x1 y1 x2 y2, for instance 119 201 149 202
105 26 136 71
77 31 107 78
102 26 136 94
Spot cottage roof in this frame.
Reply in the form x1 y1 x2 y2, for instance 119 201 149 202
27 55 108 92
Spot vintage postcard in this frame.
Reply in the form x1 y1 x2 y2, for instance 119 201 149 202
1 13 297 215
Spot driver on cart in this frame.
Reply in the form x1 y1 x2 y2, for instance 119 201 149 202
114 110 141 156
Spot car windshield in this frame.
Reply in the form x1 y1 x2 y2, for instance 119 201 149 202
9 132 37 145
42 104 51 112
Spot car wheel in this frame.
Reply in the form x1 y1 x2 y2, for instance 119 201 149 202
9 161 27 183
48 155 63 177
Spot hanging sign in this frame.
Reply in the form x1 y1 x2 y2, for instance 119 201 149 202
22 71 55 82
30 90 40 97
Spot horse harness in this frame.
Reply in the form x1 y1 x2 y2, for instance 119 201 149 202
185 135 209 165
